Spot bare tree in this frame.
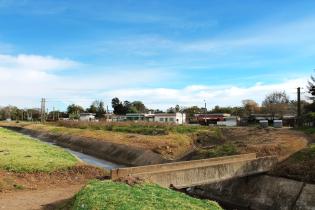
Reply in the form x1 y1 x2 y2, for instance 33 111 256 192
262 91 289 119
242 99 260 116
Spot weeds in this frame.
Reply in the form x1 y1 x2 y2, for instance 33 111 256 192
54 121 209 136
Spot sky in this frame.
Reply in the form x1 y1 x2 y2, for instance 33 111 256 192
0 0 314 111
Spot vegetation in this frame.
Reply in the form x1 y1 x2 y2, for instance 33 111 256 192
112 97 147 115
0 127 78 172
270 144 315 183
55 121 209 136
86 100 106 118
190 144 238 160
69 180 222 210
261 91 290 119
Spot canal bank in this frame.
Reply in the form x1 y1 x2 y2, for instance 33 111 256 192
2 125 168 167
3 125 315 210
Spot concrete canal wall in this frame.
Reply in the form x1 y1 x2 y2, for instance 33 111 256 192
188 175 315 210
111 153 277 188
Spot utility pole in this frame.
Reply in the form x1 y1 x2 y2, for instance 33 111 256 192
53 106 55 121
297 87 301 127
40 98 46 123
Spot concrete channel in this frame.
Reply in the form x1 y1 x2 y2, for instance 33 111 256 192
45 141 124 170
4 126 315 210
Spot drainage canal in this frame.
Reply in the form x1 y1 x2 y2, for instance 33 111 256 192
31 136 124 170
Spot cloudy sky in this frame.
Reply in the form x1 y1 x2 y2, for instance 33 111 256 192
0 0 314 111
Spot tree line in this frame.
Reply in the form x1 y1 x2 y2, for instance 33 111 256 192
3 70 315 123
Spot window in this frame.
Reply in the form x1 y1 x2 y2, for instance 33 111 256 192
159 118 164 122
169 118 174 122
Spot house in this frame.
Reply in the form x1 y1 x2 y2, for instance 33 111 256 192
153 113 186 124
126 113 145 121
79 113 96 121
217 116 239 127
103 112 186 124
111 115 127 122
195 113 231 125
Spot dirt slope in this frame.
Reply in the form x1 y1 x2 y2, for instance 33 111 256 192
0 185 81 210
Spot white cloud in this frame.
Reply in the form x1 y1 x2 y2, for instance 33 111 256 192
0 53 309 111
178 16 315 54
102 77 308 110
0 53 175 109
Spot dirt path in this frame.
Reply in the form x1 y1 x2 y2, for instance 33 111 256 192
0 184 82 210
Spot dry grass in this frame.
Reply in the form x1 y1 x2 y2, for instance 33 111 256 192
4 122 194 159
0 122 308 161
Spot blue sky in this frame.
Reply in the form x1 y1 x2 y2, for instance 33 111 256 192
0 0 314 110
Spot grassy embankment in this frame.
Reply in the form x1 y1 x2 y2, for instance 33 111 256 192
0 127 83 191
270 125 315 183
64 180 222 210
6 121 234 160
0 127 78 173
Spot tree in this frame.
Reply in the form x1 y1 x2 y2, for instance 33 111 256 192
67 104 84 119
262 91 289 119
112 98 127 115
131 101 146 113
242 99 260 116
167 107 176 113
87 100 106 118
307 73 315 100
183 106 203 122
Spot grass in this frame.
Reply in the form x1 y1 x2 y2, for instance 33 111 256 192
6 122 195 159
55 121 209 136
206 144 238 158
188 144 238 160
0 127 78 172
270 144 315 183
296 127 315 134
69 180 222 210
290 143 315 161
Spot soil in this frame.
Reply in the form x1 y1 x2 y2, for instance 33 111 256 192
0 165 109 210
219 127 308 160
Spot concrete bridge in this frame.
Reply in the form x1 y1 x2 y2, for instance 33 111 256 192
111 153 277 189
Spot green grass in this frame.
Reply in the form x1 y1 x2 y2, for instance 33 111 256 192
296 127 315 134
0 127 78 172
70 180 222 210
288 143 315 162
206 144 238 158
55 121 210 136
191 144 238 160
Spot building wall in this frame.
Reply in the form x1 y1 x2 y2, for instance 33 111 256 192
154 113 186 124
79 115 95 121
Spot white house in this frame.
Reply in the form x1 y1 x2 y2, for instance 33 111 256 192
79 113 96 121
216 116 238 127
154 113 186 124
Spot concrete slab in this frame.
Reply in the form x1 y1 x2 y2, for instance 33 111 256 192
111 154 277 188
294 184 315 210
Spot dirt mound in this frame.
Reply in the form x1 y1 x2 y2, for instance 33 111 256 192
270 145 315 183
194 130 226 147
114 175 146 186
0 165 108 192
221 127 308 160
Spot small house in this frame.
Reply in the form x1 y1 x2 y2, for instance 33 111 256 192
79 113 96 121
154 113 186 124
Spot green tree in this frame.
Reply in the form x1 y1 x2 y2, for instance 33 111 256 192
87 100 106 118
67 104 84 119
112 98 127 115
